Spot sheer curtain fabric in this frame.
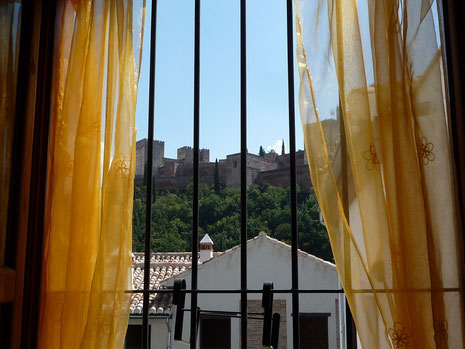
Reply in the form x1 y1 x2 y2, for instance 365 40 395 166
39 1 145 348
296 0 464 348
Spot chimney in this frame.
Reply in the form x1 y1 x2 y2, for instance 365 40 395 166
199 234 214 263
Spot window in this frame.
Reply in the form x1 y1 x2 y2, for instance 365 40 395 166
132 0 349 348
2 1 464 349
125 325 151 349
200 315 231 349
246 300 286 349
299 313 330 349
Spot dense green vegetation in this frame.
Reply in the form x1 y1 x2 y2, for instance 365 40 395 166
132 184 333 261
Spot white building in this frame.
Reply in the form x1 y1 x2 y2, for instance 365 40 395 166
126 232 346 349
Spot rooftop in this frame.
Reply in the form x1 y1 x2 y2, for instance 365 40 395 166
200 234 213 244
130 252 192 316
130 252 222 316
129 233 335 317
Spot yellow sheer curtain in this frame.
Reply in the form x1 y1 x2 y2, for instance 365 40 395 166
0 0 21 266
39 0 145 348
295 0 464 348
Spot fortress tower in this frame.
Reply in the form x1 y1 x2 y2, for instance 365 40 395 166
177 146 210 164
135 139 165 177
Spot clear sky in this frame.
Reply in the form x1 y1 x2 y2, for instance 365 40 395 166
134 1 440 161
134 0 337 161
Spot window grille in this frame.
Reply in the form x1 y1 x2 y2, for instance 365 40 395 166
133 1 355 348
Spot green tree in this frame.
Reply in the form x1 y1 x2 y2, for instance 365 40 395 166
281 139 285 155
131 183 332 261
274 223 291 243
259 146 265 157
152 176 157 203
297 189 333 261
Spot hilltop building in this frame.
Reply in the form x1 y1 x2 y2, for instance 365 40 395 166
135 139 165 177
134 119 340 192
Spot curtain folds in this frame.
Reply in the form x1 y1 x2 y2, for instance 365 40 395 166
39 1 145 348
296 0 464 348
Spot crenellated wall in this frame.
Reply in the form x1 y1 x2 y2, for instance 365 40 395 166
135 139 165 177
134 142 337 192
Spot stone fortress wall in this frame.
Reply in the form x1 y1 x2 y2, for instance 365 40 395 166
135 139 165 177
134 119 340 192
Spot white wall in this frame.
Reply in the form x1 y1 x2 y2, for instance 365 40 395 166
165 233 343 349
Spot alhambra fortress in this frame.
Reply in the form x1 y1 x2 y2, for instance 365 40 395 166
135 119 340 192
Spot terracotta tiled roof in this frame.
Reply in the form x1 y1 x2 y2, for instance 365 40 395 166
130 252 192 316
130 252 224 316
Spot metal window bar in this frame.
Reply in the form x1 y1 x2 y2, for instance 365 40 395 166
191 0 201 347
285 0 300 348
140 1 357 349
143 1 158 348
339 101 357 348
240 0 248 348
128 287 459 295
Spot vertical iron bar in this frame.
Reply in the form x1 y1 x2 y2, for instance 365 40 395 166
191 0 201 347
339 102 356 349
240 0 248 348
285 1 300 348
143 1 158 348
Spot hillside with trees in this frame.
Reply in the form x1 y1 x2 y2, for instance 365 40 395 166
132 183 333 262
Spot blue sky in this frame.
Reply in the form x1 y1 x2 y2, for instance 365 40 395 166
134 0 336 161
134 1 441 161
